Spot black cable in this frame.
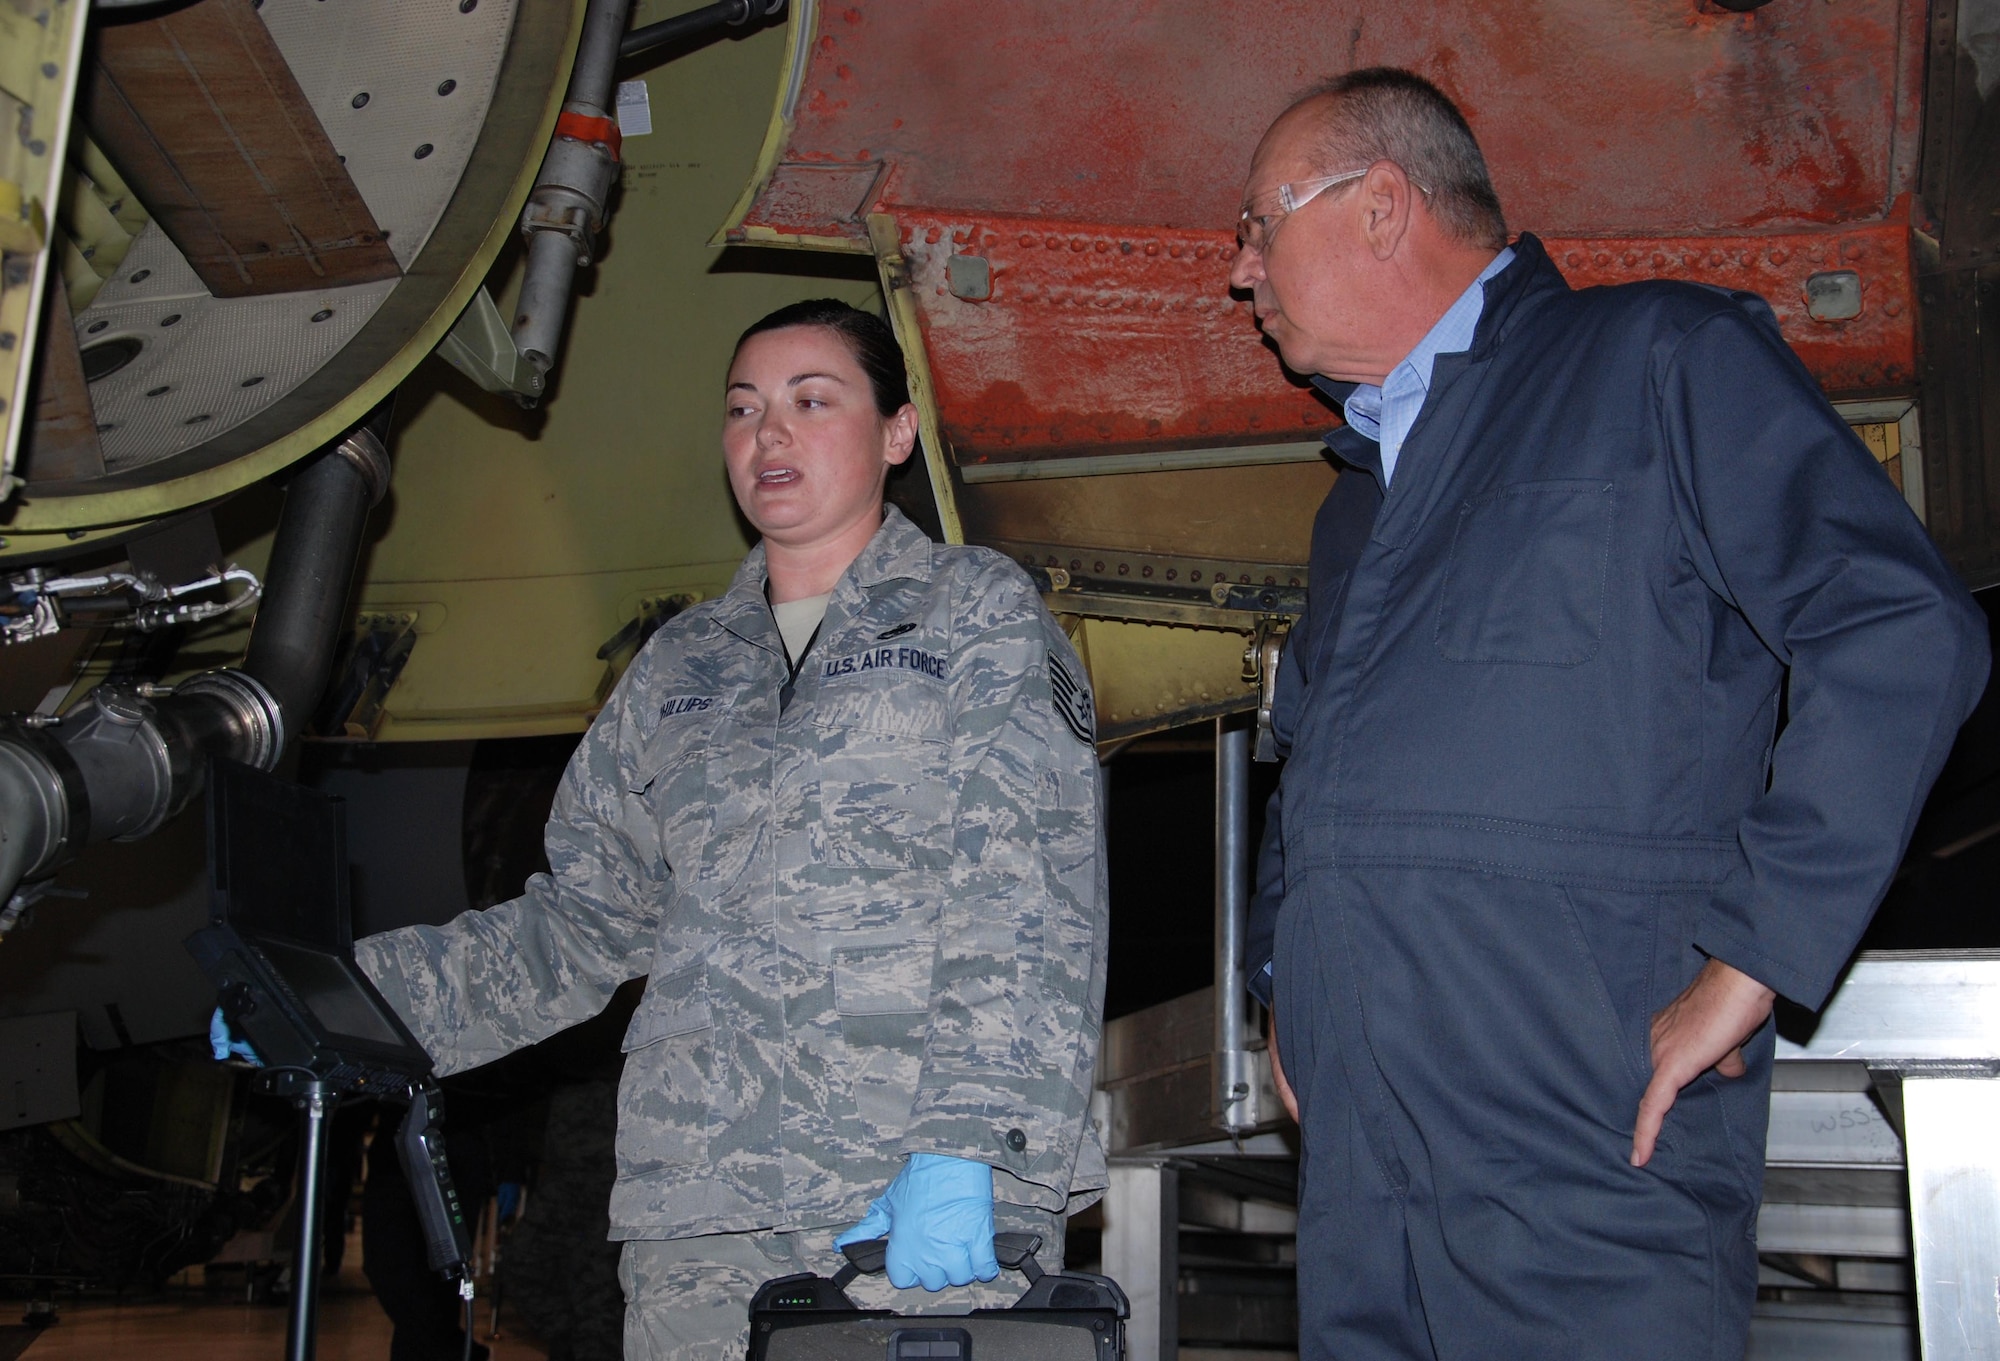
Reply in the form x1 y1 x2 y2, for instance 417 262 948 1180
619 0 785 61
462 1285 476 1361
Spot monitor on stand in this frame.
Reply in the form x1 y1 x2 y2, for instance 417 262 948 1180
184 760 471 1361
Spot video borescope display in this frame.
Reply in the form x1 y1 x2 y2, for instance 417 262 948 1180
254 938 405 1047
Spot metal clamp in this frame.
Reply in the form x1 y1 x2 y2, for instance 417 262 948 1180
554 110 622 160
172 669 286 772
1242 619 1290 762
331 426 393 509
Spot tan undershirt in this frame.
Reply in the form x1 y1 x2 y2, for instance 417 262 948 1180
772 592 831 667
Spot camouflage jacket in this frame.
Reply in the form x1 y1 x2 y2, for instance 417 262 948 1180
355 507 1109 1240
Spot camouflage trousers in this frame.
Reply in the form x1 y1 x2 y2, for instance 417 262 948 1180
618 1203 1065 1361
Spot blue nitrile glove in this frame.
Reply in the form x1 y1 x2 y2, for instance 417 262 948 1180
209 1006 262 1065
833 1153 999 1291
496 1181 524 1225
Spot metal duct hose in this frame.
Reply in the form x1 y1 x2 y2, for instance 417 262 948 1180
243 410 392 728
0 726 85 925
42 675 284 844
0 409 390 927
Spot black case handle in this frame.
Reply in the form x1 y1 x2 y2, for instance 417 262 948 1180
832 1232 1044 1291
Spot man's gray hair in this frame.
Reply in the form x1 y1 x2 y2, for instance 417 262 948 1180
1297 68 1508 250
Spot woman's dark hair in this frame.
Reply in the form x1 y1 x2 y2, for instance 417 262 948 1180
733 299 912 418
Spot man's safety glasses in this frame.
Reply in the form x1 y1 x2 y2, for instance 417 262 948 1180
1235 166 1432 253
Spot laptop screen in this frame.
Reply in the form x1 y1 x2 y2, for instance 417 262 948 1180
253 938 407 1048
210 760 349 950
200 759 433 1078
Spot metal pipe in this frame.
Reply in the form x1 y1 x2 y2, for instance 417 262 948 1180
510 228 582 374
0 410 388 923
243 412 390 733
0 730 77 930
507 0 789 395
507 0 633 393
50 689 174 841
286 1079 334 1361
0 671 284 933
570 0 634 109
619 0 784 61
1213 717 1255 1133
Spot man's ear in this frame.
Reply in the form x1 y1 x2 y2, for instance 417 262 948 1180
884 403 919 466
1361 161 1416 261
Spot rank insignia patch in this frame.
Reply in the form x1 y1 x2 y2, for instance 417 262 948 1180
1048 651 1094 746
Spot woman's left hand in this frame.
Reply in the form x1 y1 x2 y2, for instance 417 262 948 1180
834 1153 1001 1290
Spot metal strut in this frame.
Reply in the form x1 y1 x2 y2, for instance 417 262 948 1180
1213 716 1257 1134
282 1075 335 1361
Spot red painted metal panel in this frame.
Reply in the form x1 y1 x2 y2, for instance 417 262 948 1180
895 215 1325 466
894 210 1917 471
741 3 1927 476
1544 219 1916 394
738 0 1925 243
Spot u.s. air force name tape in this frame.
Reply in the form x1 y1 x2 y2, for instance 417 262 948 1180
822 645 948 680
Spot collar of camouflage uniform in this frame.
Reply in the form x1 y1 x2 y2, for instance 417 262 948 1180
718 505 938 641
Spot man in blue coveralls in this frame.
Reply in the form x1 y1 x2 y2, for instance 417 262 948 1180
1233 69 1990 1359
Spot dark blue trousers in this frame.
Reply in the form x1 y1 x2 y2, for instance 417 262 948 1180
1275 856 1773 1361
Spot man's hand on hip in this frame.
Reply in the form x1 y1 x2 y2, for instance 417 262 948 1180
1631 958 1775 1167
1266 1003 1300 1123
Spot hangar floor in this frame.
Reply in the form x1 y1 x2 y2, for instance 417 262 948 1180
10 1223 549 1361
11 1292 541 1361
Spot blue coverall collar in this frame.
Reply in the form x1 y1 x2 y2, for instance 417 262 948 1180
1310 233 1566 491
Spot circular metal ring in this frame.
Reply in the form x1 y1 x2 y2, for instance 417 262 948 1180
173 669 288 771
332 426 393 508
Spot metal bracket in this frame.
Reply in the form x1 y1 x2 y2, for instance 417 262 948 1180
1244 619 1290 762
436 286 544 400
314 614 418 740
595 592 697 662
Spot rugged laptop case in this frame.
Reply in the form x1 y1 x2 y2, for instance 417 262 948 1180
747 1231 1128 1361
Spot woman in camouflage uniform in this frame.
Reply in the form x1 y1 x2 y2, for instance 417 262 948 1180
353 300 1110 1360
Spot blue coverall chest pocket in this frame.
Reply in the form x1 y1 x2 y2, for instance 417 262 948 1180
1434 479 1615 666
616 962 713 1174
